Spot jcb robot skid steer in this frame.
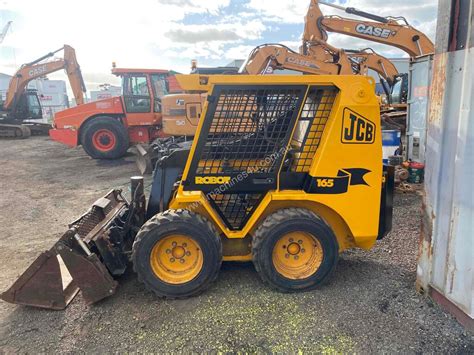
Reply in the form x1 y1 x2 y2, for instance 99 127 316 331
1 74 394 309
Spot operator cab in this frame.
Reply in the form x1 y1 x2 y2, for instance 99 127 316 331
11 90 42 121
121 73 170 114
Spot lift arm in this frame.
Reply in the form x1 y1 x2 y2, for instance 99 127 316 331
3 45 86 111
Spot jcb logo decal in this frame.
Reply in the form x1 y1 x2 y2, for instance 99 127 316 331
355 24 394 39
195 176 231 184
341 108 375 144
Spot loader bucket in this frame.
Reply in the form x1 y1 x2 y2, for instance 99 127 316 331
1 188 143 310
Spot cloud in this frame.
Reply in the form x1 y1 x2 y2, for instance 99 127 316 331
166 28 240 43
0 0 438 94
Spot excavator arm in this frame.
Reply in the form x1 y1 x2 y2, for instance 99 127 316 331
240 44 351 75
346 48 399 86
315 0 434 58
3 45 86 111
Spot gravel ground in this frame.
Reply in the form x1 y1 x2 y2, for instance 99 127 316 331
0 137 472 353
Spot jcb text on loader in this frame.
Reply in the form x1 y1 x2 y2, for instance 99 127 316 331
1 74 394 309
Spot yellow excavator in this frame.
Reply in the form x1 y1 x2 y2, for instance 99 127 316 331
0 45 86 138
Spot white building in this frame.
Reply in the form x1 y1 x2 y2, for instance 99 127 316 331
0 73 69 123
89 85 121 102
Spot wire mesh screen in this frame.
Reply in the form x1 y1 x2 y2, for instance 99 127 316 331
283 87 338 173
194 86 306 175
208 193 263 230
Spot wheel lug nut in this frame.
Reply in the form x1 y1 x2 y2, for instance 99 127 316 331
182 243 187 247
301 249 305 253
289 238 294 242
294 255 299 260
186 251 191 256
170 258 175 262
298 240 303 244
166 249 171 254
282 245 286 249
172 242 177 247
285 254 290 258
180 259 185 263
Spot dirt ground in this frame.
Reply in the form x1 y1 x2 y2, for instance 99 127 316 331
0 137 472 353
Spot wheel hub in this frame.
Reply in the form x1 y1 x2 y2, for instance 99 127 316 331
150 235 203 284
272 232 323 280
92 129 116 151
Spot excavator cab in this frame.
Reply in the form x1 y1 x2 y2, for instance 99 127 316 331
13 90 43 120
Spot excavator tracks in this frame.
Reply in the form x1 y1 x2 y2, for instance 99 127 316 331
0 124 32 139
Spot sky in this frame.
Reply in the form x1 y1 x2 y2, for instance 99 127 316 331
0 0 438 92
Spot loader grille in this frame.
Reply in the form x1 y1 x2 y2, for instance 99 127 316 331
207 193 263 230
194 85 306 175
70 191 124 239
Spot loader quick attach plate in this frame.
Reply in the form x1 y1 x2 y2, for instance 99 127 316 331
1 190 130 310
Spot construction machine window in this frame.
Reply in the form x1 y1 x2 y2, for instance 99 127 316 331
123 75 151 113
151 74 169 113
283 86 338 173
26 93 42 118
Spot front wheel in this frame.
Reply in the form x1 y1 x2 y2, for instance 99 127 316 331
252 208 339 292
81 117 129 159
132 209 222 299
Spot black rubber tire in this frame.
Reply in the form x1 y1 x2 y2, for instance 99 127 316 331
81 117 129 159
252 208 339 292
132 209 222 299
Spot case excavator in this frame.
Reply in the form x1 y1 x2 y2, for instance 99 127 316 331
0 45 86 138
1 73 394 309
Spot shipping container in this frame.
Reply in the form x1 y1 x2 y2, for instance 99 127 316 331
417 0 473 331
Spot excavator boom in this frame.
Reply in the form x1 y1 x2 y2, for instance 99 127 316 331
241 44 344 75
315 0 434 58
3 45 86 111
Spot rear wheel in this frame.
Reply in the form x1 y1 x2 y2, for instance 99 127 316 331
81 117 129 159
132 209 222 298
252 208 339 292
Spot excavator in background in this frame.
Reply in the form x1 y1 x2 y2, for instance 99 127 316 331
304 0 434 130
0 45 86 138
240 43 399 85
311 1 434 58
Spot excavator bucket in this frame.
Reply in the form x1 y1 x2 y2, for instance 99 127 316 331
1 186 145 310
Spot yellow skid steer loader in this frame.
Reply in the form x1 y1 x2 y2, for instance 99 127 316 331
1 74 394 309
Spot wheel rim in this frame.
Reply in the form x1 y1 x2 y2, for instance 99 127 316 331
272 231 323 280
150 235 203 284
92 129 116 152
